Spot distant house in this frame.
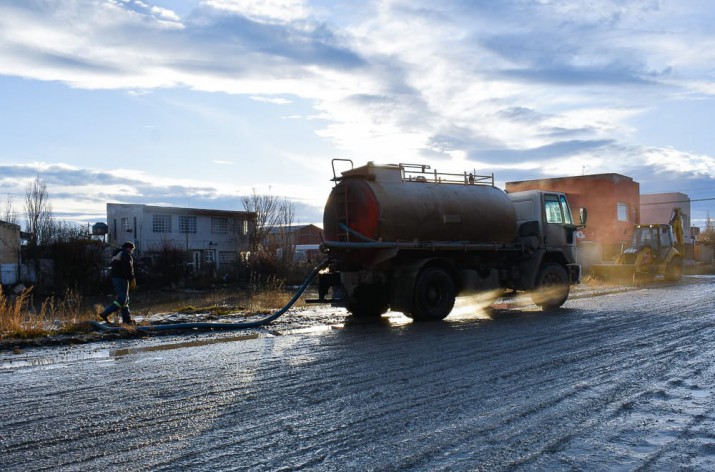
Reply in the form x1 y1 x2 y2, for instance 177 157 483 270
506 173 641 264
0 220 21 285
267 224 324 262
106 203 257 272
281 224 323 245
640 192 691 233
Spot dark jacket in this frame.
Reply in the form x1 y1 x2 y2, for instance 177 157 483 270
110 247 135 280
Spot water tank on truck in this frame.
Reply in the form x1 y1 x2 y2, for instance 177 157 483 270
323 162 518 254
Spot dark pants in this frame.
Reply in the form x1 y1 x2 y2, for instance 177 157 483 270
101 277 131 322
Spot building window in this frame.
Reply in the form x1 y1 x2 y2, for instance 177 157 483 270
152 214 171 233
617 202 629 222
211 217 228 234
243 220 249 236
179 215 197 234
219 251 237 264
204 250 215 263
121 217 131 232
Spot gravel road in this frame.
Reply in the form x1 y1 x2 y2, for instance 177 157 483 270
2 277 715 471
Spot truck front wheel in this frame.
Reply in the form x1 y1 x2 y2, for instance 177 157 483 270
408 267 455 321
531 263 570 310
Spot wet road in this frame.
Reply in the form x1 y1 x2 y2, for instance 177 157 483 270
2 277 715 471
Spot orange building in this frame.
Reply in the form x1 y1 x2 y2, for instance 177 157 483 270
506 174 640 263
290 224 324 245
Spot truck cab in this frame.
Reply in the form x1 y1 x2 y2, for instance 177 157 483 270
508 190 583 287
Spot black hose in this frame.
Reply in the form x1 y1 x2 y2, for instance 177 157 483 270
91 260 330 333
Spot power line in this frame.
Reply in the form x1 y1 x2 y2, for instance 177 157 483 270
642 185 715 194
639 196 715 206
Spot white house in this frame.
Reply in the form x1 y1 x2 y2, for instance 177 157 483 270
106 203 256 272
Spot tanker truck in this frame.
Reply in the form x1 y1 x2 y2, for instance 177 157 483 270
311 160 587 321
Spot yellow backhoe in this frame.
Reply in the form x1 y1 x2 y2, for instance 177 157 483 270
590 223 683 285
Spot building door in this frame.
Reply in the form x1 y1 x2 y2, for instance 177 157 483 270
192 251 201 271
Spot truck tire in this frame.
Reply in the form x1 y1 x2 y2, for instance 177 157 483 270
531 263 569 310
347 284 390 318
664 257 683 282
408 267 455 321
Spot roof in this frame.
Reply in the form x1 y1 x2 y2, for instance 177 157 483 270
107 202 257 219
0 220 21 231
507 173 635 186
267 224 323 234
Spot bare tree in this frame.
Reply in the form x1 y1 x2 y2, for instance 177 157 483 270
700 211 715 248
277 197 296 266
24 174 53 247
50 220 87 244
242 189 282 255
241 190 296 270
1 194 18 225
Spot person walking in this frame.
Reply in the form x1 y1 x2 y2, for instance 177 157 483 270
99 241 136 324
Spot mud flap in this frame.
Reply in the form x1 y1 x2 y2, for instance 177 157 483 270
566 263 581 284
390 272 416 314
389 260 428 314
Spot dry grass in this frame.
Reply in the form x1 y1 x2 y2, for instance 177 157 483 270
246 272 304 313
0 287 96 339
0 288 30 336
581 274 608 287
1 273 308 339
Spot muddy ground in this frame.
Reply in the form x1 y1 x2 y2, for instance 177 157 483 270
2 276 715 470
0 280 634 352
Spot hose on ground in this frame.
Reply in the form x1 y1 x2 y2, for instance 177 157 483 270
91 260 330 333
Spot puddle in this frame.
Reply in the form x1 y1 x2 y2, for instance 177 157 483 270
0 309 419 371
0 349 112 371
111 333 262 358
0 333 265 371
278 325 335 336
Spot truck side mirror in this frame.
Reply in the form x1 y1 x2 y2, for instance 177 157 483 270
579 208 588 227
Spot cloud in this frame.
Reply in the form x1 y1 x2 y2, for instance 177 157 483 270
250 96 292 105
0 162 326 224
0 0 366 93
2 0 715 226
201 0 311 24
471 139 616 163
110 0 183 25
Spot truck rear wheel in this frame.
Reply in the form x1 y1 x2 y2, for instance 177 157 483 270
531 263 569 310
408 267 455 321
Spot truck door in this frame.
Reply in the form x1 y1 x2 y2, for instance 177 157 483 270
543 193 575 248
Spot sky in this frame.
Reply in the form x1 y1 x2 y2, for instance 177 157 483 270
1 0 715 229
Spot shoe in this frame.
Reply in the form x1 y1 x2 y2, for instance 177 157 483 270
100 313 110 323
121 318 135 325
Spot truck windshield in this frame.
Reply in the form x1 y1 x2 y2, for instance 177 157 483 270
545 195 563 224
544 194 575 225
